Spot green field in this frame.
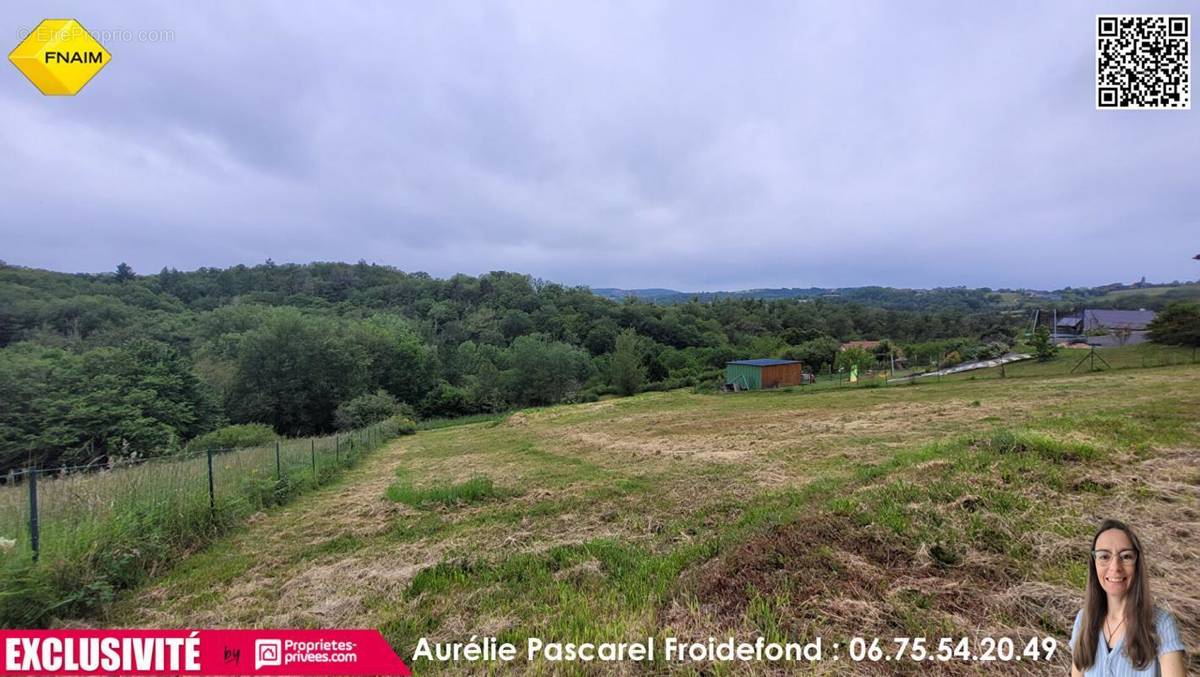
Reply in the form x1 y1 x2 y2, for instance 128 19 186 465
1091 284 1200 304
84 360 1200 674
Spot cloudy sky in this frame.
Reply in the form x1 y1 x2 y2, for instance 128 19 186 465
2 1 1197 291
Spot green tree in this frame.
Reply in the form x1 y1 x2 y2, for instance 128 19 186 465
1031 325 1057 362
466 359 505 412
583 321 618 356
835 346 875 374
115 262 136 282
501 335 592 406
227 310 369 435
609 329 645 396
0 344 83 470
419 380 472 418
782 336 840 373
0 340 217 472
1147 302 1200 359
349 316 436 406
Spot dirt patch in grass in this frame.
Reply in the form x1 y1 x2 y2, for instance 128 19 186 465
665 515 1089 675
674 515 934 631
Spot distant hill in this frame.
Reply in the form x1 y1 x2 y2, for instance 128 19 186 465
592 282 1200 310
593 286 1015 312
593 287 848 304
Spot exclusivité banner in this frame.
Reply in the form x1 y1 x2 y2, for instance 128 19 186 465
0 629 411 676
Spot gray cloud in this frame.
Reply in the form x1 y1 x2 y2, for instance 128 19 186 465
2 0 1197 290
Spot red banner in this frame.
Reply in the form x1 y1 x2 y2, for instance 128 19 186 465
0 629 411 676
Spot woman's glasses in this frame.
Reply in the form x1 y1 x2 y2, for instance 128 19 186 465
1092 549 1138 566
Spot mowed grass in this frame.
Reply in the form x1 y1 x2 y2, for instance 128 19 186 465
99 364 1200 675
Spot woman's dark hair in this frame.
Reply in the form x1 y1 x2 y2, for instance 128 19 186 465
1072 519 1158 671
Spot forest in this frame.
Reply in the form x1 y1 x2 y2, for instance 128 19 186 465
0 260 1161 473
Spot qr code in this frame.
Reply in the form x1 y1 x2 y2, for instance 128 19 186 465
1097 15 1190 109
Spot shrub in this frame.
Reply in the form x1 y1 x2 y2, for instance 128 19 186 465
384 415 417 436
336 390 407 430
1030 325 1058 362
185 423 277 452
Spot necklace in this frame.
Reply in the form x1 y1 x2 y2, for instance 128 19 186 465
1104 616 1126 646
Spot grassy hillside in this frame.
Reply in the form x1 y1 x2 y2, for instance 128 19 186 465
98 366 1200 674
1091 283 1200 306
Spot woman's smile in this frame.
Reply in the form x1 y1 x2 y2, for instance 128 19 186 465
1102 572 1126 590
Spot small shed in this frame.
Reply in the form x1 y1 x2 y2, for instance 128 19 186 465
725 359 804 390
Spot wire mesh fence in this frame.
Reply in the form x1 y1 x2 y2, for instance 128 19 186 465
0 420 404 568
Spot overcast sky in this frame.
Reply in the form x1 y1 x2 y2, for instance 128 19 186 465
2 2 1197 291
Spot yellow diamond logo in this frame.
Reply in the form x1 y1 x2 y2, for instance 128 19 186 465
9 19 111 95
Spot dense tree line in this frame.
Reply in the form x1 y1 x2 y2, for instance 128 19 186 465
0 261 1019 473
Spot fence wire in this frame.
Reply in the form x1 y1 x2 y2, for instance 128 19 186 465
0 421 400 566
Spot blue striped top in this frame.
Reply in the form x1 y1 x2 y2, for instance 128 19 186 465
1070 607 1185 676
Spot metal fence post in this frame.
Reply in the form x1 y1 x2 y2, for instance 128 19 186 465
28 467 39 563
311 439 317 480
206 448 216 513
275 440 282 481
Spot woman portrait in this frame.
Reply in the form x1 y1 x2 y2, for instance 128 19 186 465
1070 519 1187 676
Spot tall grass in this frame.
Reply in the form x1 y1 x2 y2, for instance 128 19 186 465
386 475 513 508
414 412 509 431
0 418 410 628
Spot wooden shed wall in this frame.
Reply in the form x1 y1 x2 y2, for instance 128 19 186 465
760 363 802 388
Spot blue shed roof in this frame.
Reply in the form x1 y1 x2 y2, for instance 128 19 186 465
726 359 802 367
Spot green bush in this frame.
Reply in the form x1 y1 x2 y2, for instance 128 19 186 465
385 415 417 436
336 390 409 430
185 423 277 452
939 351 962 368
966 341 1010 361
